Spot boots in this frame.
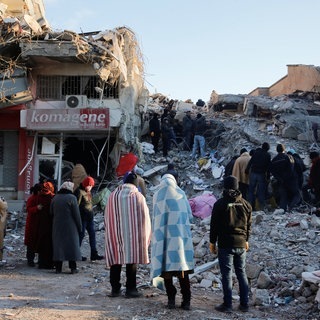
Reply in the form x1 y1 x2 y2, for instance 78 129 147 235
181 300 191 310
90 250 103 261
167 297 175 309
179 275 191 310
164 278 177 309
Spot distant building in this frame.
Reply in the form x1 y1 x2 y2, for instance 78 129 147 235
249 64 320 97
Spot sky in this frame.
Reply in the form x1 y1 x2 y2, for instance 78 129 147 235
43 0 320 103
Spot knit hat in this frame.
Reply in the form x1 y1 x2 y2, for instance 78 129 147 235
82 176 95 188
123 171 137 184
223 175 239 190
60 181 74 192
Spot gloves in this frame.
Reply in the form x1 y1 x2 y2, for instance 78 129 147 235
209 243 217 254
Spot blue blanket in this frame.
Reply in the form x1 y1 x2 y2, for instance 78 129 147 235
151 174 194 279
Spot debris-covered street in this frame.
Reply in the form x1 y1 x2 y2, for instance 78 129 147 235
1 1 320 320
2 104 320 319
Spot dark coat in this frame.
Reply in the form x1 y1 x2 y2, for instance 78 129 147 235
210 189 252 249
149 116 161 136
270 153 295 186
50 190 82 261
182 115 194 135
193 116 206 135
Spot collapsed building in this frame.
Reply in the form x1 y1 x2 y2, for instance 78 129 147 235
0 0 148 210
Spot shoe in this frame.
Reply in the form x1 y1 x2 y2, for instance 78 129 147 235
55 269 62 274
125 290 142 298
239 304 249 312
81 256 87 261
181 301 191 310
70 268 79 274
108 290 121 297
215 303 232 313
28 261 35 267
167 299 175 309
90 251 104 261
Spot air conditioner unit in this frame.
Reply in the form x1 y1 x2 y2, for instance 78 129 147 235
65 95 88 108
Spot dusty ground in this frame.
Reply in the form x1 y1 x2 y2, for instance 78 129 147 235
0 226 315 320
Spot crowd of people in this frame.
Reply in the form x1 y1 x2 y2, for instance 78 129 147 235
227 141 319 213
13 110 320 314
148 108 208 158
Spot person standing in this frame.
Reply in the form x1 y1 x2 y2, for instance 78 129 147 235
270 144 300 212
24 183 42 267
51 181 82 274
104 172 151 298
182 111 194 151
210 175 252 313
151 173 194 310
149 113 161 153
167 110 177 148
232 148 251 200
191 113 206 159
246 142 271 210
74 176 103 261
36 181 55 269
302 151 320 205
161 117 171 157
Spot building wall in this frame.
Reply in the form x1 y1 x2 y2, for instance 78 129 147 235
269 65 320 97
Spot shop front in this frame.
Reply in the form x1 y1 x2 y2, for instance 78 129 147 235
20 107 112 201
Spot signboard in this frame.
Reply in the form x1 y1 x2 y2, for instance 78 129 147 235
24 135 35 201
25 108 110 131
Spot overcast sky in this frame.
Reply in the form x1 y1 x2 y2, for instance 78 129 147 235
43 0 320 103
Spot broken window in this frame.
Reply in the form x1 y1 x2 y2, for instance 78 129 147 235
37 75 119 100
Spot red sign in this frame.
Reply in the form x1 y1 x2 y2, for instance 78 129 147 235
26 108 110 131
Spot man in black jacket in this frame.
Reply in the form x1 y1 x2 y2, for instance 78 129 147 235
246 142 271 210
210 176 252 313
191 113 206 159
270 144 300 211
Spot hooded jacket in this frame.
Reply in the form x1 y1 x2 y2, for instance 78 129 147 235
210 189 252 249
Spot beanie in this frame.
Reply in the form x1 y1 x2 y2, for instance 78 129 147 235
123 171 137 184
224 175 239 190
82 176 95 188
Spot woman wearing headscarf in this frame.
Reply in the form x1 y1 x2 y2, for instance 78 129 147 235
51 181 82 274
74 176 103 261
151 173 194 310
24 183 42 267
36 181 55 269
105 171 151 298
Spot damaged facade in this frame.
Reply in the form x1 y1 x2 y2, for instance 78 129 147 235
0 0 148 209
208 64 320 144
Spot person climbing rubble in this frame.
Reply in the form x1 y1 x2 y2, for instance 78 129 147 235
191 113 206 159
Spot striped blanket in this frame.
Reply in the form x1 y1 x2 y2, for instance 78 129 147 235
151 174 194 279
104 183 151 267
